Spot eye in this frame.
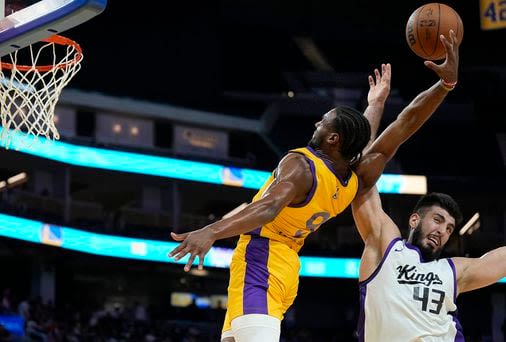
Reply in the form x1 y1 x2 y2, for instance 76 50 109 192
446 226 454 234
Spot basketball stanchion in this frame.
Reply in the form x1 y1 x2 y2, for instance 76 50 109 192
0 34 83 149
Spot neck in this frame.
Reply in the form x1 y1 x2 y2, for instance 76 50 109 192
310 145 349 177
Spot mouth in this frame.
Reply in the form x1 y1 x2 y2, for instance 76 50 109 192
427 235 440 248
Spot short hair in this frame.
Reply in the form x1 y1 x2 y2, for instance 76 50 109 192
413 192 463 227
330 106 371 161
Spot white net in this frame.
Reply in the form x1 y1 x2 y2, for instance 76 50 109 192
0 35 83 149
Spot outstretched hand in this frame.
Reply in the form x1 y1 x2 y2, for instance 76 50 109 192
367 63 392 107
424 29 459 84
168 228 216 272
363 63 392 143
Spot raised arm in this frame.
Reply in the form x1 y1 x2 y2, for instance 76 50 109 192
363 63 392 143
452 246 506 294
352 185 401 280
168 152 313 271
356 30 460 192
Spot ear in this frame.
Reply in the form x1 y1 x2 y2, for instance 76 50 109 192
327 132 341 146
409 213 420 231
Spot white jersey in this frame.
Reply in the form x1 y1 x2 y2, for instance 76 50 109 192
358 238 464 342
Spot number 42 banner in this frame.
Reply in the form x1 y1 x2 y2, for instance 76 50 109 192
480 0 506 30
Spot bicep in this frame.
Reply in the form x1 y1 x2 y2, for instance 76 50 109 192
353 187 400 280
454 246 506 294
260 153 313 210
352 186 400 246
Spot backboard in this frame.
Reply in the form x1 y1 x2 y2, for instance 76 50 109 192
0 0 107 57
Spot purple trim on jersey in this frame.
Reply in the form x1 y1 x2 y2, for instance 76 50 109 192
359 237 402 286
246 227 262 236
289 156 317 208
450 312 465 342
243 236 270 315
404 241 426 263
447 258 458 302
306 145 352 186
357 238 403 342
357 285 366 342
446 258 465 341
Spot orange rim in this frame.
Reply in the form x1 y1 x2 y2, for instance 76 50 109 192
0 34 83 72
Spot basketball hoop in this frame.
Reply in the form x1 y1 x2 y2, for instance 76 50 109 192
0 34 83 149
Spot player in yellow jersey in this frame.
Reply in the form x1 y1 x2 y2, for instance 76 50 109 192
168 32 459 342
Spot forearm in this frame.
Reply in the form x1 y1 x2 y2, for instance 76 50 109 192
352 185 382 242
456 246 506 293
363 102 385 142
368 80 450 160
358 81 451 190
398 80 449 131
476 246 506 285
207 200 279 240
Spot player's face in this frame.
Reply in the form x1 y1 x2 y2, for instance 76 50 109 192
308 110 336 147
410 206 456 261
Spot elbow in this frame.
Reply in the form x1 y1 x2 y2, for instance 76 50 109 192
258 199 284 223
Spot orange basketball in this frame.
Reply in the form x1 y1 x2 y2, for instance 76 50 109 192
405 3 464 61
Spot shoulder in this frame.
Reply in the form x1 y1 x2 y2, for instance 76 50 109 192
353 152 389 193
448 257 467 281
275 152 314 185
277 151 312 172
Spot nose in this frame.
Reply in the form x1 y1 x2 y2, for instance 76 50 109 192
315 121 321 128
435 224 447 235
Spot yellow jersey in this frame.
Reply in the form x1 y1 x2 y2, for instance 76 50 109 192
247 146 359 252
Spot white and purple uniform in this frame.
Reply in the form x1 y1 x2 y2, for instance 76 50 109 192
358 238 464 342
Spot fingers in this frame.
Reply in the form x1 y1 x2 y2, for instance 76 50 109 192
183 254 206 272
381 63 392 84
374 68 381 83
169 243 189 260
168 245 203 272
368 75 374 86
424 60 438 71
368 66 382 87
368 69 380 87
167 241 183 258
184 254 196 272
369 64 392 86
198 254 205 270
440 29 457 52
449 28 457 45
170 231 188 241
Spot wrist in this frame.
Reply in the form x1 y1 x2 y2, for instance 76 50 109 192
205 226 218 240
366 101 385 109
440 79 457 92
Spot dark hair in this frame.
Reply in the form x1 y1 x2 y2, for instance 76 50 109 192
413 192 463 227
330 106 371 161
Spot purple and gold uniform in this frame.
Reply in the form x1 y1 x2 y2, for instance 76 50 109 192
222 146 359 333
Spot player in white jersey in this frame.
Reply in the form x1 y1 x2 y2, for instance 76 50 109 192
352 158 506 338
349 29 506 341
354 191 465 341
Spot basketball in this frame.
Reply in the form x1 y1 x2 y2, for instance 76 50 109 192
405 3 464 61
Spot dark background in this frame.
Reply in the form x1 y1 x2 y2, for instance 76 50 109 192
61 0 506 180
65 0 505 108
